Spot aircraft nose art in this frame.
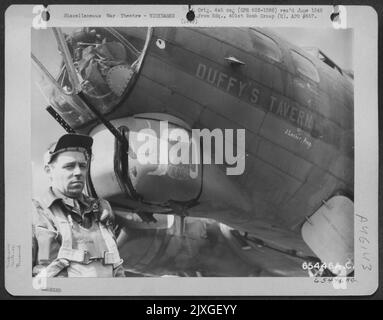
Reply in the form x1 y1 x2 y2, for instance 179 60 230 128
89 116 202 206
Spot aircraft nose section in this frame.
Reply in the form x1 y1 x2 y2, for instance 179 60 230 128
32 27 151 129
89 114 251 221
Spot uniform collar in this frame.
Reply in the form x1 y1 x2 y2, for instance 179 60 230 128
41 187 95 210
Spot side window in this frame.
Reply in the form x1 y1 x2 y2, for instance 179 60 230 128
291 50 320 82
250 30 282 62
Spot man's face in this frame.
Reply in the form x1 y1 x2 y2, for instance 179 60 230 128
46 151 88 198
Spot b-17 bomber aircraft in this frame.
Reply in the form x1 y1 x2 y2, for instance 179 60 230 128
31 27 354 277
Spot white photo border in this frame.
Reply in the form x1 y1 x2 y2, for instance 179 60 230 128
4 4 379 296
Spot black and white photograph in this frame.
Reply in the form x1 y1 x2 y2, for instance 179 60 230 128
3 5 379 296
31 25 354 278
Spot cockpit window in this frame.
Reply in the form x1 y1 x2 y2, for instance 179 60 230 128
32 27 150 128
291 50 320 82
250 29 282 62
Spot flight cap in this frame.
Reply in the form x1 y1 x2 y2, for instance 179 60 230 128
44 133 93 166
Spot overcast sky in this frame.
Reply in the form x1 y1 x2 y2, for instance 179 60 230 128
31 27 353 196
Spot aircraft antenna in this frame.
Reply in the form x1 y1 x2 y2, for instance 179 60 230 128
46 106 76 133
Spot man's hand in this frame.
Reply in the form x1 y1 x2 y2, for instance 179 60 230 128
100 208 113 224
97 199 115 227
113 264 126 277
